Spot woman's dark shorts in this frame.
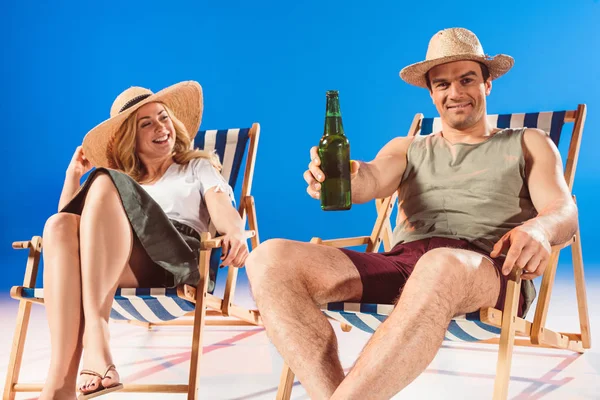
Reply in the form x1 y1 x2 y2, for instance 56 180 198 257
61 168 204 289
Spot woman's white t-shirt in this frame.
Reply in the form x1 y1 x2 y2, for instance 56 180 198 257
140 158 234 234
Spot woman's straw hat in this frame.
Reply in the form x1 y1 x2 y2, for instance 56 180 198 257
82 80 203 168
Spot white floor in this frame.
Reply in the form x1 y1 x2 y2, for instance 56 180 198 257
1 272 598 399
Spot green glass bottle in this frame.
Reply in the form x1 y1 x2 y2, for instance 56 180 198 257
318 90 351 211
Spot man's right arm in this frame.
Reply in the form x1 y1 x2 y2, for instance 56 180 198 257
305 136 413 204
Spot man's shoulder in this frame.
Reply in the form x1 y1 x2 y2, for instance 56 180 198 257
521 127 559 161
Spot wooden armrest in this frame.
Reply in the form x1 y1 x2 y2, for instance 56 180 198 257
551 236 575 253
314 236 371 248
12 241 30 249
200 230 256 250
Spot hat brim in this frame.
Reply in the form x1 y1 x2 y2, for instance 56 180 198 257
82 80 203 168
399 54 514 88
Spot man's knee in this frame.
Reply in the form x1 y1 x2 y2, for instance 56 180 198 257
246 238 296 280
415 248 468 279
411 248 473 307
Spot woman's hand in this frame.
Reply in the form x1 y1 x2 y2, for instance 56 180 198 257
66 146 93 180
220 230 250 268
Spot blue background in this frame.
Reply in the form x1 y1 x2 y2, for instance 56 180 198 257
2 0 599 293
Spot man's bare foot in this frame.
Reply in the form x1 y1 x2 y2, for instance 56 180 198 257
78 319 121 396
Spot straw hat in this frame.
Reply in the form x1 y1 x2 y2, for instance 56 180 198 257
400 28 514 88
82 80 203 168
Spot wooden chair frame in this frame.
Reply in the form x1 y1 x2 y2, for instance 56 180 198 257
4 123 263 400
276 106 591 400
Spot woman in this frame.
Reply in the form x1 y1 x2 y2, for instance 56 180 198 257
39 81 249 399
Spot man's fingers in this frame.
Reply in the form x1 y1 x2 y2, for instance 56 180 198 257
306 185 320 199
308 160 324 183
501 240 525 275
491 235 510 258
514 247 537 272
350 160 360 178
310 146 320 166
524 255 542 276
303 170 320 189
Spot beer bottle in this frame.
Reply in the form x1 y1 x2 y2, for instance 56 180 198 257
318 90 351 211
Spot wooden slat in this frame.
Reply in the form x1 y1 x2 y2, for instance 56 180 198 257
319 236 369 248
571 230 591 349
492 268 522 400
119 384 189 393
188 232 212 400
223 196 260 316
228 304 262 326
479 307 531 336
245 195 260 250
531 250 560 345
12 383 190 393
480 337 583 352
366 195 394 253
240 123 260 200
564 104 586 190
564 110 577 123
176 285 223 310
4 236 43 400
276 363 295 400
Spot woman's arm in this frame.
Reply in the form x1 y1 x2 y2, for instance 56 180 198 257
58 146 92 212
204 188 249 268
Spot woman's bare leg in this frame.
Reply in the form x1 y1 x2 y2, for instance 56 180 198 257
77 172 153 393
39 213 84 400
40 172 165 397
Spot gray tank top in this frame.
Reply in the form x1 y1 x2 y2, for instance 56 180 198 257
392 128 537 315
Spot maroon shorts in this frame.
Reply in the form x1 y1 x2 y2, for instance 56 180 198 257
339 237 525 317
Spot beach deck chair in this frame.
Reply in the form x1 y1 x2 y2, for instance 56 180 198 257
277 106 591 400
5 123 262 400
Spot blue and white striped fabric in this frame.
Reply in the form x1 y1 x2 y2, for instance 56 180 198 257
195 128 251 294
19 288 196 323
419 111 566 146
195 128 250 190
109 288 195 323
322 302 501 342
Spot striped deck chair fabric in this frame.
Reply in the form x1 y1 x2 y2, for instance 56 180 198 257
17 128 253 324
323 111 567 343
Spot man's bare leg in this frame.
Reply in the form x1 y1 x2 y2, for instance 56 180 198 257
245 239 363 400
331 247 502 399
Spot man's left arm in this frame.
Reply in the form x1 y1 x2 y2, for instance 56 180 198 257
490 128 578 280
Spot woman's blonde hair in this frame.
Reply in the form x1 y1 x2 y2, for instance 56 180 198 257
107 102 221 182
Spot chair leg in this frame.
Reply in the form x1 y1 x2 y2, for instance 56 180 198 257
3 300 33 400
276 362 295 400
187 235 212 400
571 232 591 348
492 268 522 400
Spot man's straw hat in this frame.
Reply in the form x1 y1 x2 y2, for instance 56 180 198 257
400 28 514 88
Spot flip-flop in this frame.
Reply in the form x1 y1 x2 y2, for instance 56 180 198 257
77 364 124 399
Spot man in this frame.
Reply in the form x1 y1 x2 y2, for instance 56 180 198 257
245 28 578 399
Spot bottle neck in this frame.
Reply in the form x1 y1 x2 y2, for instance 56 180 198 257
324 95 345 137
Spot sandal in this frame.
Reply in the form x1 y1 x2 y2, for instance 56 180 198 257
77 364 124 399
